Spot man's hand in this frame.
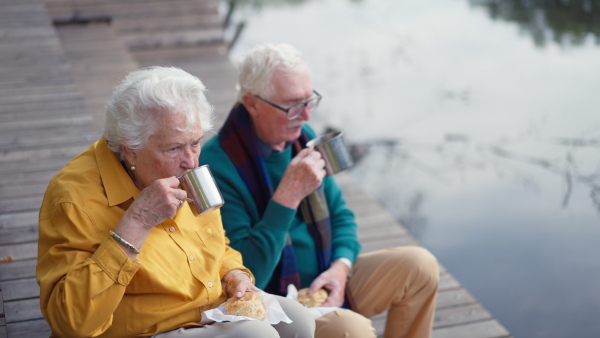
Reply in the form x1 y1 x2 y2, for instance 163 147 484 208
273 147 326 209
308 260 350 307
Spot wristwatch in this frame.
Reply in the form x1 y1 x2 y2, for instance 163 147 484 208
336 257 353 278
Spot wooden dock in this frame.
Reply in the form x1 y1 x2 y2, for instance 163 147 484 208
0 1 511 337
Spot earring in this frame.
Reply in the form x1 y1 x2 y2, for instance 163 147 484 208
131 166 136 171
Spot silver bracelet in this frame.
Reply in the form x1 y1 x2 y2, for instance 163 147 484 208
110 231 141 254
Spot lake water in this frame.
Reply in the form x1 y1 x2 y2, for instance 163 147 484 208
226 0 600 337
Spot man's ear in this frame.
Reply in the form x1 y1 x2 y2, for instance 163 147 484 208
121 145 137 167
242 94 259 117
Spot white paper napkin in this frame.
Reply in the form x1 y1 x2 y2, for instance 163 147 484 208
202 291 292 324
285 284 341 319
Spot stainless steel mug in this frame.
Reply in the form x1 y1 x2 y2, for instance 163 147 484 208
178 165 224 216
306 131 354 176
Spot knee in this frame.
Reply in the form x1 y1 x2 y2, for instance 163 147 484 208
316 309 376 338
273 296 316 337
394 246 440 284
234 321 281 338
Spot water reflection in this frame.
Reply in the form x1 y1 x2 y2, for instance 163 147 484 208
469 0 600 47
348 129 600 221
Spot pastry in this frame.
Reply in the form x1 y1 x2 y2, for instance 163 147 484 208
296 288 328 307
223 292 266 320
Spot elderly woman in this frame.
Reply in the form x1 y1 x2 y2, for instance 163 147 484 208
36 66 315 338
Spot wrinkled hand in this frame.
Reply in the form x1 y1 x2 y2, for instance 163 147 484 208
273 147 326 209
223 270 261 298
309 261 350 307
112 177 188 258
126 177 188 229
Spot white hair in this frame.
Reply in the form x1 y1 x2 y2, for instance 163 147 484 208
103 66 214 158
236 43 310 100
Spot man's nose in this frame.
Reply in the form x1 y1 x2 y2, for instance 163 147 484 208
298 105 310 121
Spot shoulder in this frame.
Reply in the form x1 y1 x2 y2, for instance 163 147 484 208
41 142 104 216
200 135 242 187
201 135 230 165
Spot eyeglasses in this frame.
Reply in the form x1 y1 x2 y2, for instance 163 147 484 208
254 90 322 120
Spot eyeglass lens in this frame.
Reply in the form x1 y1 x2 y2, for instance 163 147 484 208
287 96 321 120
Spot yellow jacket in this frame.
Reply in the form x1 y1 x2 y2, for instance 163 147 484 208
37 138 249 337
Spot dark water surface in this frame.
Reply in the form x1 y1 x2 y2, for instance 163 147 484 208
227 0 600 337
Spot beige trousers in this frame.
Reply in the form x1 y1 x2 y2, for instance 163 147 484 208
316 246 439 338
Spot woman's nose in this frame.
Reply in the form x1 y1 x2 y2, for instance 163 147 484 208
181 147 198 169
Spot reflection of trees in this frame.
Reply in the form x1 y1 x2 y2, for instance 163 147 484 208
351 135 600 218
469 0 600 47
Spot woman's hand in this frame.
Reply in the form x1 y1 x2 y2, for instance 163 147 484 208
126 177 188 228
112 177 188 258
222 270 261 298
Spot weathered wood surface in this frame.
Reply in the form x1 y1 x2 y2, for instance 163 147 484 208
0 1 96 337
0 0 511 337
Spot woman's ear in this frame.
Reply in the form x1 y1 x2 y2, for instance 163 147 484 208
121 146 137 167
242 94 259 117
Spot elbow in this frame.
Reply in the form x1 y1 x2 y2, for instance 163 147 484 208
43 306 111 338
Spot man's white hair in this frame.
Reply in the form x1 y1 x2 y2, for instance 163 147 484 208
236 43 310 100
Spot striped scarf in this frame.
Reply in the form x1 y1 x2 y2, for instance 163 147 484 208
218 102 332 295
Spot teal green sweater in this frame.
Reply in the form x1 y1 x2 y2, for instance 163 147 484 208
200 124 361 289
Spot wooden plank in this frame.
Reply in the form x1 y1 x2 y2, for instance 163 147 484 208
433 304 493 329
46 0 218 19
0 97 85 115
114 14 221 33
0 243 38 262
122 29 223 50
432 319 511 338
0 196 43 214
0 183 52 201
0 156 74 177
0 27 55 41
0 259 37 281
0 84 81 103
436 288 477 309
0 211 38 231
438 272 461 291
0 125 97 142
0 91 82 106
0 292 6 338
2 278 39 302
131 43 230 64
0 144 88 164
356 223 409 242
6 318 50 338
0 131 97 153
0 291 5 323
361 236 420 252
3 298 43 324
0 227 38 246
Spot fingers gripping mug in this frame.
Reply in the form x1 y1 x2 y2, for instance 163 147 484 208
306 131 354 176
178 165 224 216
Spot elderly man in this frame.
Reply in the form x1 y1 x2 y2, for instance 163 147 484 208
200 44 439 337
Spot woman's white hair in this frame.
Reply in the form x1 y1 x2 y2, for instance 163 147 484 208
104 66 214 158
236 43 310 100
